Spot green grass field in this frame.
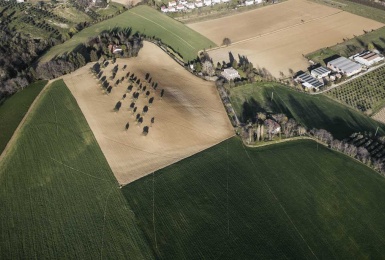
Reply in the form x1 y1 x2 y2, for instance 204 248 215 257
0 80 47 154
0 80 152 259
41 5 216 63
230 82 385 139
123 137 385 259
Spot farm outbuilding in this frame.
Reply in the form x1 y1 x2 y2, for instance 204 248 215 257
352 51 384 67
295 72 324 89
311 66 331 79
327 56 362 77
221 67 240 81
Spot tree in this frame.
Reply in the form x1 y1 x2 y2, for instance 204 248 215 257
136 113 141 121
122 94 126 99
127 85 133 92
202 61 215 77
222 37 231 46
232 59 238 69
151 117 155 126
76 53 86 67
125 122 130 130
129 102 135 110
138 117 143 125
149 97 154 105
195 62 202 72
114 101 122 111
160 89 165 98
133 107 137 113
143 126 149 136
367 42 375 51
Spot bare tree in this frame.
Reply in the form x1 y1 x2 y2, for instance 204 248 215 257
151 117 155 126
222 37 231 46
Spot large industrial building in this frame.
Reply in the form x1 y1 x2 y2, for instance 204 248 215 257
327 56 362 77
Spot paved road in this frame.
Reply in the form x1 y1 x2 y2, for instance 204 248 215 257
311 62 385 95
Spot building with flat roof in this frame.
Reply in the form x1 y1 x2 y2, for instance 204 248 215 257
352 51 384 67
311 66 331 79
221 67 240 81
327 56 362 77
295 73 324 89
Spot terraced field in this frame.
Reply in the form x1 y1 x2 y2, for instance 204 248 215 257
230 82 385 139
123 137 385 259
0 80 152 259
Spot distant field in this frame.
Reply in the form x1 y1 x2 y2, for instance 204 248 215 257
327 65 385 115
123 137 385 259
0 80 152 259
230 82 385 139
188 0 383 77
41 5 215 63
0 80 47 154
62 42 233 184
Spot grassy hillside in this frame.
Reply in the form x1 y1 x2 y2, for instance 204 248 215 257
0 80 152 259
123 137 385 259
41 5 216 63
230 82 385 139
0 80 47 154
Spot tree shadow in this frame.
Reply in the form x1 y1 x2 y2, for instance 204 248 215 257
241 98 266 123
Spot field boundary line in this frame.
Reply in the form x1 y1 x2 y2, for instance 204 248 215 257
240 142 319 260
0 80 55 165
128 10 195 50
100 188 115 260
206 10 344 51
120 134 235 186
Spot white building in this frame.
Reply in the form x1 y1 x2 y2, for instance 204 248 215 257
212 0 221 4
327 56 362 77
168 1 177 7
222 0 230 2
255 0 263 3
179 0 188 4
168 6 176 11
195 0 203 7
203 0 212 5
186 2 195 8
221 67 240 81
245 0 254 5
161 6 169 12
352 51 384 67
311 66 331 79
176 4 185 10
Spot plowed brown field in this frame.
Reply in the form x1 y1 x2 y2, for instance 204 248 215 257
188 0 384 77
62 42 234 185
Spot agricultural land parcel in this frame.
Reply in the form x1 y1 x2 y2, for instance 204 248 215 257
229 82 385 139
187 0 384 77
123 137 385 259
0 80 153 259
0 80 47 154
62 42 234 185
40 5 216 63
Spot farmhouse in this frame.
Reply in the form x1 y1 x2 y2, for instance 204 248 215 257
176 4 185 10
245 0 254 5
204 0 212 5
168 6 176 11
161 6 169 12
221 67 240 81
296 72 324 89
195 0 203 7
187 2 195 8
311 66 331 79
327 56 362 77
168 1 177 6
352 51 384 67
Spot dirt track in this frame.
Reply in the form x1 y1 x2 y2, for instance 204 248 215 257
188 0 384 77
63 42 234 185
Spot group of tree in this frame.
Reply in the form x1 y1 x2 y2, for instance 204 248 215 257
36 29 144 80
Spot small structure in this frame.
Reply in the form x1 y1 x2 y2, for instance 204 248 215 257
222 0 230 2
187 2 196 8
161 6 169 12
213 0 221 4
221 67 240 81
179 0 188 4
295 72 324 89
203 0 212 5
352 51 384 67
255 0 263 3
327 56 362 77
311 66 331 79
176 4 185 10
195 0 203 7
245 0 254 5
168 0 177 6
168 6 176 11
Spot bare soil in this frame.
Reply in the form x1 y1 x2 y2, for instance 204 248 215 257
62 42 234 185
188 0 384 77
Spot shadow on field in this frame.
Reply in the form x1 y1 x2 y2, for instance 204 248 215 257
241 98 266 123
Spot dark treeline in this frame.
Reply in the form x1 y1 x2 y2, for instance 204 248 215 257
0 25 58 99
36 28 143 80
